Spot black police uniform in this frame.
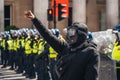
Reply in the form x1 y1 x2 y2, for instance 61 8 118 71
32 18 99 80
35 41 50 80
1 37 8 68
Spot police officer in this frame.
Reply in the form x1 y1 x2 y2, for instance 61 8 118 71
7 32 15 70
0 34 4 66
0 34 2 65
49 29 61 80
15 34 23 73
0 33 8 68
112 24 120 80
35 39 50 80
21 31 28 75
13 32 18 70
25 10 99 80
30 34 40 78
24 31 36 79
87 31 97 48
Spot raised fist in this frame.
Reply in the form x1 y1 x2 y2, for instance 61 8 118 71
24 10 35 20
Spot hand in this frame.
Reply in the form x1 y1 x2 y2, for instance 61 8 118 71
24 10 35 20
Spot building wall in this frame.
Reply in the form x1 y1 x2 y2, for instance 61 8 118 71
4 0 119 33
5 0 33 29
86 0 99 31
0 0 4 32
49 0 101 33
118 0 120 23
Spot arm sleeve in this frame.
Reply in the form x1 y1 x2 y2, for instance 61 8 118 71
32 18 68 54
84 49 100 80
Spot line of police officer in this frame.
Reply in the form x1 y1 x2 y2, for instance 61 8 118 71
0 28 65 80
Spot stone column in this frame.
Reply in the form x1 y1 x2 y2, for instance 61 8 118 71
34 0 48 28
72 0 86 23
106 0 119 28
86 0 99 31
0 0 4 32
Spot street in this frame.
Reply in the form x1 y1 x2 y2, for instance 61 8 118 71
0 65 36 80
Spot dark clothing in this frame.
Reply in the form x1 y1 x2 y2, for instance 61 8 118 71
35 57 49 80
49 58 57 80
32 18 100 80
87 39 97 48
35 42 50 80
117 68 120 80
116 61 120 80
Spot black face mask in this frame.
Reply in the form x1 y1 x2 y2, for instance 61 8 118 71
67 28 78 45
66 27 87 48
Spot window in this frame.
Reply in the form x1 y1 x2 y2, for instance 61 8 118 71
4 5 11 28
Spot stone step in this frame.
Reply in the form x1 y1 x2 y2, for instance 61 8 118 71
2 76 26 80
0 65 31 80
0 65 42 80
0 74 22 78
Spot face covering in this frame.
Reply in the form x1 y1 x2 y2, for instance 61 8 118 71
67 27 78 44
66 22 88 47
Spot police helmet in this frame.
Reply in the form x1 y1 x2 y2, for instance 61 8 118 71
50 28 60 37
88 31 93 40
113 24 120 33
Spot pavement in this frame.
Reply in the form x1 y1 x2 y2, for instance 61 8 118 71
0 65 37 80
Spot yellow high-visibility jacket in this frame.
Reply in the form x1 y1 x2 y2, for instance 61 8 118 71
25 39 32 54
38 41 46 54
33 40 39 54
7 39 14 50
13 39 17 51
112 42 120 60
49 46 58 59
16 38 21 49
1 39 6 50
21 37 25 48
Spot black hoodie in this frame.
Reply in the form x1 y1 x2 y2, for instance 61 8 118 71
32 18 100 80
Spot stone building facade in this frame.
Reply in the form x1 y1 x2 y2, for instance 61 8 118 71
0 0 119 36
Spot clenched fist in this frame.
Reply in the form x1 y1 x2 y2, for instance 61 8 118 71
24 10 35 20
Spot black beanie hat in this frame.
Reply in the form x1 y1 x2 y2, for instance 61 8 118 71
69 22 88 48
72 22 88 36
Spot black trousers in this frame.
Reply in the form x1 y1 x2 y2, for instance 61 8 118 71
9 50 15 69
25 54 36 77
49 58 57 80
16 49 23 72
1 49 4 64
117 69 120 80
1 50 8 66
35 56 49 80
116 61 120 80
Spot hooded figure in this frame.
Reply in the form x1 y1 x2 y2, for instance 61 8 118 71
66 22 88 48
25 10 100 80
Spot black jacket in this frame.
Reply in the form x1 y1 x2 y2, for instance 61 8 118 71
32 18 100 80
